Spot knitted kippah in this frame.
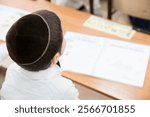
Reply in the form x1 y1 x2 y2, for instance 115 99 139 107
6 10 63 71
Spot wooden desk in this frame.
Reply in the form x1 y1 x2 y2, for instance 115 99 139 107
0 0 150 100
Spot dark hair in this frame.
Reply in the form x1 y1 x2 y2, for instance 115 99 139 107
6 10 63 71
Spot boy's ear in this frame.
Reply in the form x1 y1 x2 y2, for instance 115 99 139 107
51 52 60 65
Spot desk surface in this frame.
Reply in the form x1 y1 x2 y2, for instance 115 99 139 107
0 0 150 100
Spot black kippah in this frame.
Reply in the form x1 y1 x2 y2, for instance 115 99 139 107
6 10 63 71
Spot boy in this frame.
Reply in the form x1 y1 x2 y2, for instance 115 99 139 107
0 10 79 100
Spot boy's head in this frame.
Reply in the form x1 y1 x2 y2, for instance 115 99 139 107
6 10 64 71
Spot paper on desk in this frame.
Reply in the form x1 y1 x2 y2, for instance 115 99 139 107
83 16 135 39
60 32 105 75
0 43 14 69
93 39 150 87
0 43 8 62
0 5 29 41
60 32 150 87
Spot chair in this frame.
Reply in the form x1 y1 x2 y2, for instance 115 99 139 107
108 0 150 20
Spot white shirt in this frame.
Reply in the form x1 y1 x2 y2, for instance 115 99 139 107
0 63 79 100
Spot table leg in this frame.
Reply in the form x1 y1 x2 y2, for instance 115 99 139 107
107 0 112 19
89 0 94 14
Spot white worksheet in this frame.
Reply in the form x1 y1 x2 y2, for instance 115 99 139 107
0 5 29 41
60 32 150 87
0 43 8 62
60 32 105 75
83 16 135 39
